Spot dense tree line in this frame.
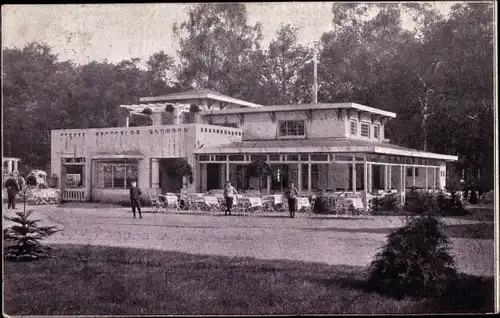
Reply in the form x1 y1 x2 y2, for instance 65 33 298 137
2 3 494 189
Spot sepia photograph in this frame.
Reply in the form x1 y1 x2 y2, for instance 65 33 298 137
1 2 498 315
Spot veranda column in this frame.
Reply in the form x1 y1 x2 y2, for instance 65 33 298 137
125 116 130 127
412 166 416 187
433 167 437 189
425 166 429 190
388 166 392 190
151 158 160 189
13 160 18 172
399 165 404 204
367 163 373 193
384 165 389 191
266 175 271 195
307 161 312 193
226 161 230 183
298 160 303 192
351 155 356 192
7 160 12 173
363 160 368 210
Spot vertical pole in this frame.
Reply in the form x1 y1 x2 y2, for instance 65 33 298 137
313 41 318 104
226 161 230 184
363 160 368 210
7 160 13 174
352 155 356 192
125 116 130 127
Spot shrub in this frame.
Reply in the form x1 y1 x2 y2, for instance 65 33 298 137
4 209 59 261
367 214 458 298
189 103 200 113
370 193 401 213
165 104 175 113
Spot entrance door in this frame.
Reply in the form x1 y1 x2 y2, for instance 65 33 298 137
373 165 381 190
206 163 221 190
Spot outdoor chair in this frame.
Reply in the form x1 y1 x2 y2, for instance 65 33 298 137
246 196 264 214
333 198 354 217
233 197 250 216
204 196 223 214
261 196 276 212
150 193 166 213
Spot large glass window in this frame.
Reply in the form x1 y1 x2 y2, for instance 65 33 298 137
65 165 84 188
360 122 370 137
95 161 139 189
350 119 357 135
279 120 305 137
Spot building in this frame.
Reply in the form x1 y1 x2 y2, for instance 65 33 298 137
50 89 458 207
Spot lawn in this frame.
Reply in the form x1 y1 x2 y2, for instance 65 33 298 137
4 244 494 315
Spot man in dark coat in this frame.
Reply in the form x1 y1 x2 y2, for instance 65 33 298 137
5 174 20 209
129 181 142 219
287 182 299 218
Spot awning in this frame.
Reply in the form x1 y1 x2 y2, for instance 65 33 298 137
193 138 458 161
92 151 145 160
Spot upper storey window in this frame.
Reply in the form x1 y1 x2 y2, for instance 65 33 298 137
360 122 370 137
279 120 305 137
350 119 358 135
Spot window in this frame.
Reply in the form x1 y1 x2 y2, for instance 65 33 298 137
279 120 305 137
373 124 380 139
407 167 419 177
95 161 139 189
65 165 84 188
350 119 357 135
360 122 370 137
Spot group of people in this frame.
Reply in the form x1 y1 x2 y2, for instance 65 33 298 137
222 181 300 218
127 180 301 219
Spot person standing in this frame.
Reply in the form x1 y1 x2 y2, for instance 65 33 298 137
287 182 299 218
129 181 142 219
224 181 237 216
5 174 20 209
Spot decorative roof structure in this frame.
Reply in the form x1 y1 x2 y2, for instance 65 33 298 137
139 89 263 108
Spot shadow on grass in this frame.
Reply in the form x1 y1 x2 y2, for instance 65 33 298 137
313 272 494 313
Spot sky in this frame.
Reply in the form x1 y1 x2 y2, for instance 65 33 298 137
2 2 458 68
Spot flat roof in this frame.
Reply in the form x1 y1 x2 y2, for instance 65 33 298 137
139 89 263 108
199 102 397 118
120 103 190 113
193 138 457 161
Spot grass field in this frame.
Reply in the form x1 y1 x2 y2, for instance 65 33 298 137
4 244 494 315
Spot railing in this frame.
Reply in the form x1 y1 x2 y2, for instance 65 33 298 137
63 188 86 201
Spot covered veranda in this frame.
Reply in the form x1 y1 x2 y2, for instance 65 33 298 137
194 139 458 211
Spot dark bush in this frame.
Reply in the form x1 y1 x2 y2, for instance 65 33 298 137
367 214 458 298
370 193 401 213
313 195 336 214
189 104 200 113
404 189 467 216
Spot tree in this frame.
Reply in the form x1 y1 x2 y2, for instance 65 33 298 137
259 24 312 105
4 190 59 261
165 158 194 184
173 3 263 97
247 155 271 192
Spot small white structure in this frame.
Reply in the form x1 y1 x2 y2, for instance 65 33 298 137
2 157 21 175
